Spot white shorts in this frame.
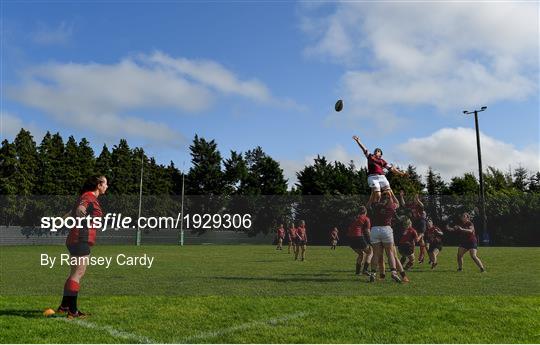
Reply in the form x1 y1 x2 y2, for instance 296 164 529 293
370 226 394 244
367 174 390 192
331 240 337 246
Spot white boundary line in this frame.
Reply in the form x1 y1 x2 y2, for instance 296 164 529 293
57 317 155 344
177 311 308 343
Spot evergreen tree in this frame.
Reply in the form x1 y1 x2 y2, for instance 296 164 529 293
63 136 82 194
529 172 540 193
0 139 19 225
223 151 248 195
426 167 447 195
425 167 447 222
95 144 113 178
0 139 17 195
484 167 511 194
449 173 478 195
36 132 67 195
110 139 136 194
186 135 224 195
78 138 95 182
167 161 183 195
244 147 287 195
512 166 528 192
13 129 39 195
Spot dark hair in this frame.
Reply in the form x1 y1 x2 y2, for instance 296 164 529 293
80 175 106 194
359 206 367 214
374 148 383 155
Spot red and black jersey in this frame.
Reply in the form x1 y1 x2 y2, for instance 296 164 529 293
459 220 476 244
348 214 370 238
367 154 391 176
371 201 398 227
406 202 424 220
277 227 285 239
426 226 443 245
66 191 102 246
288 227 297 241
296 226 307 242
399 227 419 246
330 229 339 240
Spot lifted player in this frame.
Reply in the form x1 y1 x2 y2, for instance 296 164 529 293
353 135 407 207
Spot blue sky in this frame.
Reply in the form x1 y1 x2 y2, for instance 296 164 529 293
2 1 539 184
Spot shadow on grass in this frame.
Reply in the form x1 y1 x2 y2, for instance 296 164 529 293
0 309 44 318
281 273 334 277
212 276 344 283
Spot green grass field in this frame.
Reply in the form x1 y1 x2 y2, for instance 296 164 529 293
1 245 539 343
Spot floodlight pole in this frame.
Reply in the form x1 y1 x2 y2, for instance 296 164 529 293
463 107 488 245
179 161 185 246
136 151 144 246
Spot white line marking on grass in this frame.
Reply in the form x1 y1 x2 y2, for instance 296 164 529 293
57 318 155 344
178 311 308 343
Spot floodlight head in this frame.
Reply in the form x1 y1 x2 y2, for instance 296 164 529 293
481 106 487 110
463 110 468 114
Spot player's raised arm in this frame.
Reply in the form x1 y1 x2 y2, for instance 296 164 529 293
456 223 475 233
389 190 400 208
399 190 406 207
390 165 407 177
352 135 369 158
413 193 424 208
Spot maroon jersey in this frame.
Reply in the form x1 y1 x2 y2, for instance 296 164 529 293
399 227 419 246
406 202 424 220
277 227 285 239
367 153 391 176
66 191 102 246
288 227 297 241
330 229 339 240
348 214 370 237
426 226 443 244
296 226 307 242
371 201 398 227
459 220 476 243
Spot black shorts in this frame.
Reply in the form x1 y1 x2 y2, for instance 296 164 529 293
67 242 91 257
460 241 478 250
297 240 307 246
398 244 414 257
428 242 442 252
363 234 372 246
349 236 368 250
413 218 427 234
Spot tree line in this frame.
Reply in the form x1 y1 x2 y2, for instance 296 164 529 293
1 129 539 245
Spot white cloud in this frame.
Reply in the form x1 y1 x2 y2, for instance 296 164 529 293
1 112 45 143
146 52 272 102
301 2 539 129
7 52 299 146
398 127 540 181
30 21 73 45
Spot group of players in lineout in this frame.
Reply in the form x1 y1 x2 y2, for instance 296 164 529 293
275 135 486 283
54 135 485 318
